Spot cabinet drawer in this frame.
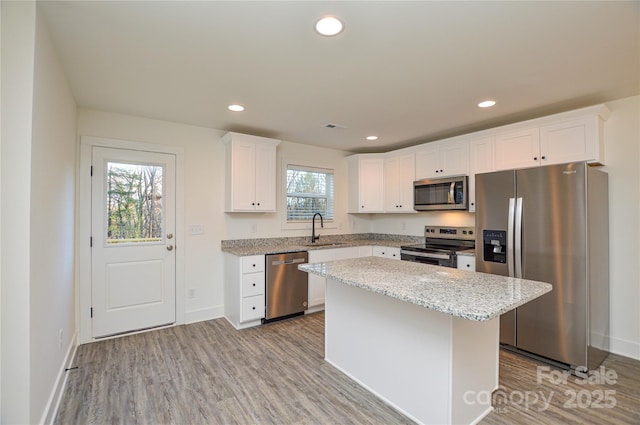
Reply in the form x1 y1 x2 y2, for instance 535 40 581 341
241 255 264 273
241 294 265 322
457 256 476 271
242 272 264 297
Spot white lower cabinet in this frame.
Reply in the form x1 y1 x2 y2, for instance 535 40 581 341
457 255 476 271
307 246 370 313
372 245 401 260
224 253 265 329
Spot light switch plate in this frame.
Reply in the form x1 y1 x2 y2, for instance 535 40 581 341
189 224 204 235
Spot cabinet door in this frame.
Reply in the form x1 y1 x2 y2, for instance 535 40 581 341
241 294 265 322
335 246 361 259
494 128 540 171
373 246 401 260
383 156 401 211
254 143 277 211
540 116 596 165
469 136 495 212
307 249 335 308
358 245 373 257
397 153 416 211
457 256 476 271
415 147 440 179
439 142 469 177
242 272 265 297
359 158 384 212
231 141 257 210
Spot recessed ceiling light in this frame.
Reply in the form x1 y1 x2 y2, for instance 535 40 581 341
478 100 496 108
228 104 245 112
314 16 344 36
366 136 378 141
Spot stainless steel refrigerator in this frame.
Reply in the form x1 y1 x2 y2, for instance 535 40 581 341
475 162 609 370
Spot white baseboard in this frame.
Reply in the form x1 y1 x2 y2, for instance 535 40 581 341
41 332 78 425
608 334 640 360
184 304 224 324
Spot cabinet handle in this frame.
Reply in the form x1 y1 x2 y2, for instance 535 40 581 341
252 202 255 206
252 283 256 287
534 157 538 161
252 306 256 310
541 156 546 160
466 264 470 268
257 202 260 206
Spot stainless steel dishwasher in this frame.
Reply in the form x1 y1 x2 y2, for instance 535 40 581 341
265 251 308 322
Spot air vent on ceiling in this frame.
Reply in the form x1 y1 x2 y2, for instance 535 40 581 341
324 123 347 129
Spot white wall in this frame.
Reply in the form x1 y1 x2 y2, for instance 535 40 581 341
0 4 77 422
30 9 77 423
77 109 370 322
601 95 640 359
1 2 36 423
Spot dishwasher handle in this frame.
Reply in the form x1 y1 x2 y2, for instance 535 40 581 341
271 258 307 266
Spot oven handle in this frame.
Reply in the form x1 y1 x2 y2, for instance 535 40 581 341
400 250 450 260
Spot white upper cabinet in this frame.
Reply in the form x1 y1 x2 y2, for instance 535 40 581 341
415 140 469 180
384 152 416 212
494 127 541 171
493 105 608 171
223 132 280 212
348 155 385 213
468 136 495 212
539 115 603 165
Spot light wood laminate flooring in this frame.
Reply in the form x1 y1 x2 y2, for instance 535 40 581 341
56 312 639 424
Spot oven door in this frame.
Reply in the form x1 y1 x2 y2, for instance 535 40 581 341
400 250 456 268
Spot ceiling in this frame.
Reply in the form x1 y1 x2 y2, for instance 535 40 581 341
39 1 639 153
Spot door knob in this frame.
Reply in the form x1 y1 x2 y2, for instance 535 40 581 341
167 233 173 239
167 245 174 251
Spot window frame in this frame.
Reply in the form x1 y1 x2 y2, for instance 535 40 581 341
280 159 338 231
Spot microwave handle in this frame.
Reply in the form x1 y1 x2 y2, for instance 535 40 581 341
449 182 455 204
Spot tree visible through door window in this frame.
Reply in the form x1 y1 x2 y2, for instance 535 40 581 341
106 162 164 244
286 165 334 221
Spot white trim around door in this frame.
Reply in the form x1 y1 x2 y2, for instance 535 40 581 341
78 136 185 344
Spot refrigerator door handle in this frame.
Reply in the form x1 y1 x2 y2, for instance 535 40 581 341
507 198 516 277
515 197 524 278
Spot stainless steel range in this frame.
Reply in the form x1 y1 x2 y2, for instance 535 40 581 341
400 226 475 268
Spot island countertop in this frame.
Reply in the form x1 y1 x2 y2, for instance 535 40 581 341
299 256 552 321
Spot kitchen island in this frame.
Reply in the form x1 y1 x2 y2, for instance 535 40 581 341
299 257 551 425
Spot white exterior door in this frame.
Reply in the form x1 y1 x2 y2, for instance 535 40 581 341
91 147 176 338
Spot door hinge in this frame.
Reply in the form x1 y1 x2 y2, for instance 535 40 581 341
90 236 93 247
90 307 93 318
90 165 93 177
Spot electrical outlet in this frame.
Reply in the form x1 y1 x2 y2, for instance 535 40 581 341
251 223 257 233
58 329 63 349
188 289 196 299
188 224 204 235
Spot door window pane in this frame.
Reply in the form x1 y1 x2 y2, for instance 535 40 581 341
106 162 164 244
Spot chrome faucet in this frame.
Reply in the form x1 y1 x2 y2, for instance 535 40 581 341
311 213 324 243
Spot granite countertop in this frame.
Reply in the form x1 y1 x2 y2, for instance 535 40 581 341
299 257 551 321
221 233 423 256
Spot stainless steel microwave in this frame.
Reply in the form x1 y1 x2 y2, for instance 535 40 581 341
413 175 468 211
